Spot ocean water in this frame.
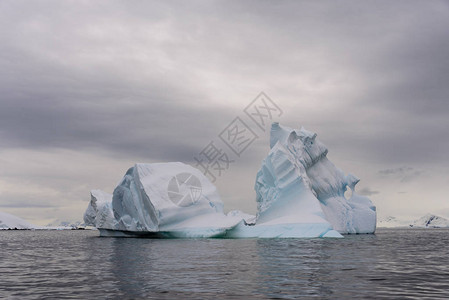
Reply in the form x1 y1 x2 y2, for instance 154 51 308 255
1 228 448 299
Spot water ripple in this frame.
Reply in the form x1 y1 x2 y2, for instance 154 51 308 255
0 228 448 299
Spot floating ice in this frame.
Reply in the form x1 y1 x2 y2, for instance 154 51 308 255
225 138 342 238
83 189 114 230
267 123 376 234
86 163 244 238
84 123 376 238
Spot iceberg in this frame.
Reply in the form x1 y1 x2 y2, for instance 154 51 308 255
225 137 342 238
267 123 376 234
84 123 375 238
86 163 245 238
83 189 115 230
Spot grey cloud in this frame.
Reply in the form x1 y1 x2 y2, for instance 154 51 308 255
1 0 448 167
379 167 424 183
401 171 425 183
0 195 56 208
1 1 449 220
0 80 241 162
358 187 380 196
379 167 414 175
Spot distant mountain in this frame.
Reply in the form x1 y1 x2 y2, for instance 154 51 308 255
411 214 449 228
0 212 89 230
46 219 85 229
0 211 36 229
377 216 410 228
378 214 449 228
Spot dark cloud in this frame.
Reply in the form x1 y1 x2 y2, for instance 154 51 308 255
0 0 448 220
0 92 232 161
1 1 448 166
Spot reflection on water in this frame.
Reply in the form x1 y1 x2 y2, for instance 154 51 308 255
1 229 449 299
109 238 263 298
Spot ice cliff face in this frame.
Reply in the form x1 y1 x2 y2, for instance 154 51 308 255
259 123 376 234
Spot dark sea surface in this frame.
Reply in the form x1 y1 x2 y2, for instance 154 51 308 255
1 228 448 299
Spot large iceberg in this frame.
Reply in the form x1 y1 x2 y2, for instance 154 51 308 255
84 123 375 238
85 163 245 238
260 123 376 234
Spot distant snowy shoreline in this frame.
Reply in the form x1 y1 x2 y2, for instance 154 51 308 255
0 211 89 230
378 214 449 228
0 227 91 231
2 210 448 231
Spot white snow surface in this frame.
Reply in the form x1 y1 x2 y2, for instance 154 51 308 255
0 211 35 229
84 123 377 238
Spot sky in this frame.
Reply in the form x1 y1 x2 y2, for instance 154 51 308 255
0 0 448 225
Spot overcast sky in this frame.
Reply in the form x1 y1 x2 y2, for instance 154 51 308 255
1 0 448 225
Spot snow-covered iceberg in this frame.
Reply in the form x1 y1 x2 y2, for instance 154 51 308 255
267 123 376 234
85 161 342 238
84 123 375 238
84 189 114 230
225 137 342 238
85 163 245 238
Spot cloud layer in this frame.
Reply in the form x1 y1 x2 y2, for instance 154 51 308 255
1 1 448 223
